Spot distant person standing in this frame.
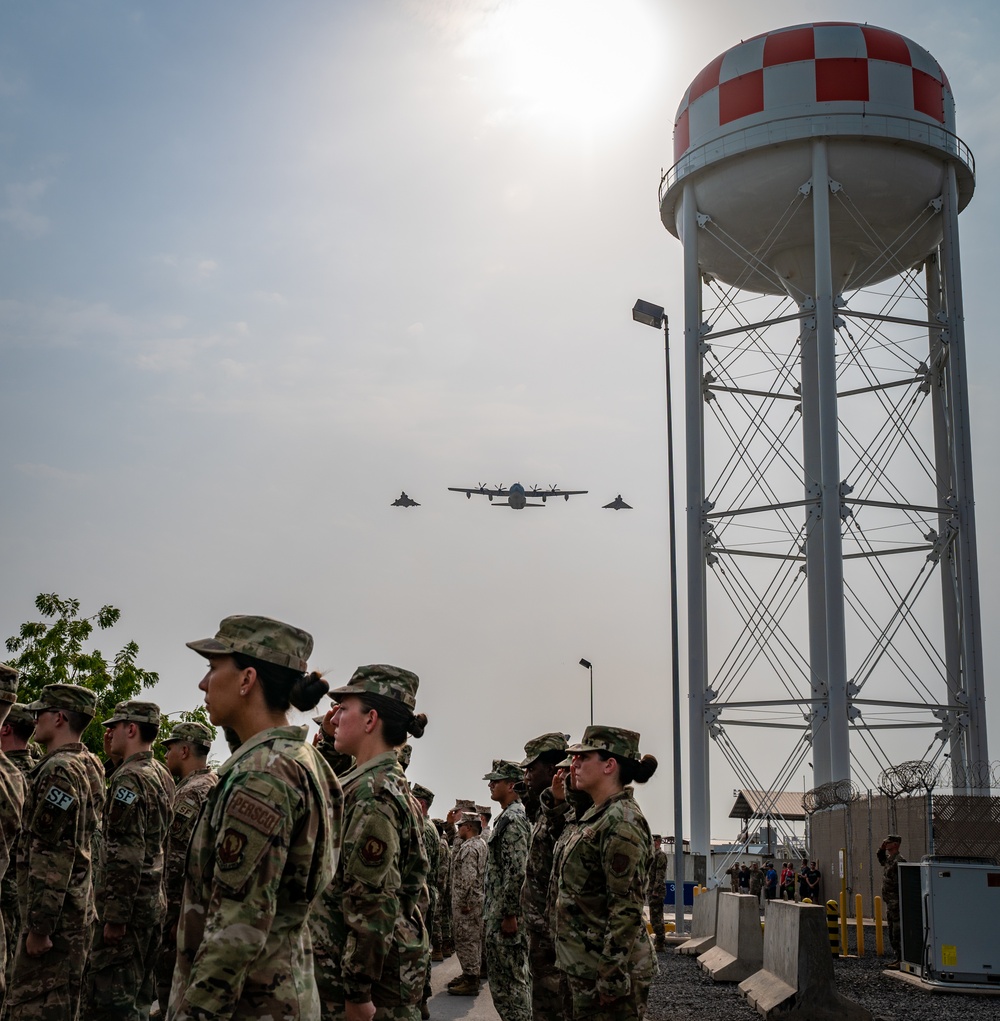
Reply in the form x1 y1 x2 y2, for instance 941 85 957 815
647 835 668 952
749 862 763 907
877 835 905 966
411 783 440 1021
797 859 810 901
763 862 778 903
448 813 487 996
726 863 740 893
483 760 532 1021
804 860 822 903
780 861 795 900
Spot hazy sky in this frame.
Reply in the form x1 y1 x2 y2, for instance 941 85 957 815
2 0 998 842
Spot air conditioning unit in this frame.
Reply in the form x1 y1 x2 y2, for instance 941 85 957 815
898 857 1000 987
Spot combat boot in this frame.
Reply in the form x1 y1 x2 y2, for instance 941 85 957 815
420 997 430 1018
431 948 444 962
446 974 463 988
448 973 480 996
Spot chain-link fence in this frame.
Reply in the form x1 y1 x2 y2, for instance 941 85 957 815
803 762 1000 918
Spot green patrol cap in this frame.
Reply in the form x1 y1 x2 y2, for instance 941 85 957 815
885 833 902 843
161 720 215 746
28 683 97 718
0 664 19 703
187 615 313 673
102 700 161 727
520 731 570 768
329 664 419 710
8 703 34 729
483 759 522 783
567 724 641 761
411 782 434 804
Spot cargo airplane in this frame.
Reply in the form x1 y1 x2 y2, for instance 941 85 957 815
448 482 587 510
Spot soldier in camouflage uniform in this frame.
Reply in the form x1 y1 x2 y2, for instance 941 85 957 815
647 835 668 951
877 834 905 965
410 783 438 1020
314 665 429 1021
519 731 569 1021
431 820 452 960
748 862 763 908
168 614 343 1021
483 759 531 1021
552 726 658 1021
86 700 175 1021
0 666 27 1014
153 721 219 1013
1 699 35 1000
448 813 487 995
8 683 104 1021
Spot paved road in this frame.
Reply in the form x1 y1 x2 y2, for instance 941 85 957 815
427 953 501 1021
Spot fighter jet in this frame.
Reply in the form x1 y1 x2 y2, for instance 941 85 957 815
391 491 420 507
448 482 587 510
603 494 632 510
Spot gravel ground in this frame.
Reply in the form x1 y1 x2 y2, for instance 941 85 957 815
646 926 999 1021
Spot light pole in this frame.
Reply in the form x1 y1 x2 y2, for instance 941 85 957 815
632 298 686 934
578 658 593 725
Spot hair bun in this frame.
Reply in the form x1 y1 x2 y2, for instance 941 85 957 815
289 671 330 712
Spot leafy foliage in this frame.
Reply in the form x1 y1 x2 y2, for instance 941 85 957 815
4 593 159 757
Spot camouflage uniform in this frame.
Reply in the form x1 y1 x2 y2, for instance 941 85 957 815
749 864 763 905
318 665 430 1021
451 821 487 978
877 836 905 959
483 761 531 1021
432 827 452 957
647 841 668 948
410 784 439 1012
87 701 175 1021
168 724 341 1020
154 722 219 1012
1 702 36 1002
551 727 657 1021
520 732 570 1021
8 683 105 1021
0 670 27 1014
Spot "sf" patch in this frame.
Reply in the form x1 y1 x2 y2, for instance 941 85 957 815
218 828 249 869
360 836 387 866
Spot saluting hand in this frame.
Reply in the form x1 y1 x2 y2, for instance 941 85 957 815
25 931 52 957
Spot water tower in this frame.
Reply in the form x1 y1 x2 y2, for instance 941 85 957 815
659 23 987 859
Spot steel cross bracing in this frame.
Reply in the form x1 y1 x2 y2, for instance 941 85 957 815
688 176 986 851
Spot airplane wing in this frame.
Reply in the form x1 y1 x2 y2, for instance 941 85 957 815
448 486 509 497
493 502 545 508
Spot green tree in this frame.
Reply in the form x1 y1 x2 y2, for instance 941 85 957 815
4 592 159 757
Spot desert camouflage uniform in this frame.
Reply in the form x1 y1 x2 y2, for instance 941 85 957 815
749 864 763 905
522 786 573 1020
551 789 657 1021
8 743 105 1021
87 748 174 1020
315 749 429 1021
647 846 668 946
451 830 487 977
1 743 35 1002
877 846 906 957
167 725 342 1020
484 798 531 1021
154 766 218 1011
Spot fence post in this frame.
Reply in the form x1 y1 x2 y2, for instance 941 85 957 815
874 895 884 956
826 899 841 956
855 893 864 957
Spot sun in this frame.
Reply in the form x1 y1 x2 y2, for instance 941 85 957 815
459 0 665 131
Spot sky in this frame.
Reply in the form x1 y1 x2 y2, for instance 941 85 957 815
2 0 998 845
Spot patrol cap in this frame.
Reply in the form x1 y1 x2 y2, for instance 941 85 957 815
312 714 327 726
483 759 522 783
885 833 902 843
187 615 313 673
451 797 476 814
28 683 97 719
0 664 19 704
161 721 215 746
411 783 434 805
7 703 35 729
329 664 419 710
101 700 161 727
520 731 570 768
477 805 492 819
397 742 413 769
458 811 482 829
567 725 641 762
652 834 662 841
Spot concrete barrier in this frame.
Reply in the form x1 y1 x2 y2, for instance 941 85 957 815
677 886 720 956
697 893 763 982
739 902 872 1020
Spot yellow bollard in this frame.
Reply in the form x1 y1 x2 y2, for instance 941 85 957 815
839 890 848 960
874 895 884 957
855 893 865 957
826 900 841 957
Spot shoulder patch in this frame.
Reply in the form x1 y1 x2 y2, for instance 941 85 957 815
44 786 76 811
114 786 138 806
610 851 631 877
217 827 249 869
227 789 282 835
360 836 387 866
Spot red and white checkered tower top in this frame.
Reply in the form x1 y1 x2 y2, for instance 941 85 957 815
660 23 974 297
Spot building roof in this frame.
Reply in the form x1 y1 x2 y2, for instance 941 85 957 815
729 789 805 822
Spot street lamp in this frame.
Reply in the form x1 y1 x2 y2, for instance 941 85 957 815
578 658 593 725
631 298 686 935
